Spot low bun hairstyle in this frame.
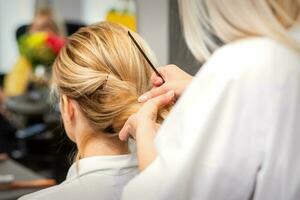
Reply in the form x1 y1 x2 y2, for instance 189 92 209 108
52 22 168 135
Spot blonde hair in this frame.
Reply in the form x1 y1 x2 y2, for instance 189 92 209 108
52 22 167 137
179 0 300 62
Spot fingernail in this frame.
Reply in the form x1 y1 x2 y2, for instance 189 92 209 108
138 94 148 102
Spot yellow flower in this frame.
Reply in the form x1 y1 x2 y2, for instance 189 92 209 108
27 32 47 49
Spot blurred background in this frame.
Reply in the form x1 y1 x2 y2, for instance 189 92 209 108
0 0 199 199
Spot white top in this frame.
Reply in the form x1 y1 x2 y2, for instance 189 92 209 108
20 154 138 200
122 27 300 200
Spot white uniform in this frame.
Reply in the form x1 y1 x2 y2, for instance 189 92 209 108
20 154 137 200
122 27 300 200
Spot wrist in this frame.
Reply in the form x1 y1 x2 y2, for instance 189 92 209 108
135 120 157 140
135 122 158 171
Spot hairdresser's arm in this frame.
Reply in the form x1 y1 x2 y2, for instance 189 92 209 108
138 65 193 103
119 91 175 171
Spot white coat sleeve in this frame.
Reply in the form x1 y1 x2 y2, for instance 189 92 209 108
121 39 300 200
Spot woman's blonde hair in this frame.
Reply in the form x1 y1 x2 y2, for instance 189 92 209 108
179 0 300 62
52 22 166 136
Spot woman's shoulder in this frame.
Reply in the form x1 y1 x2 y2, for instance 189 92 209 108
18 182 73 200
213 36 300 66
19 154 138 200
216 36 296 56
201 36 300 81
18 177 117 200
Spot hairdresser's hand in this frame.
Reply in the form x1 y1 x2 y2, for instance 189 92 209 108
119 90 175 170
119 90 175 140
138 65 193 103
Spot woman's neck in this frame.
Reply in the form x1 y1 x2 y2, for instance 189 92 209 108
77 134 130 158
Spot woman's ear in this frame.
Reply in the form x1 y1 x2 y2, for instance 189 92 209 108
60 94 77 142
60 95 75 124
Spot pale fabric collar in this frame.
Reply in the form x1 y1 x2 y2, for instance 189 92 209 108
289 24 300 41
65 153 138 182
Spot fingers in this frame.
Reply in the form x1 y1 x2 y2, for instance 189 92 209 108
144 90 175 111
119 122 132 141
119 90 175 141
150 64 181 86
153 77 164 87
150 67 166 87
138 85 169 103
139 90 174 122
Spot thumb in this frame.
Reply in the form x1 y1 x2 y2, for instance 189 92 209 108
119 123 131 141
153 76 164 87
150 68 166 87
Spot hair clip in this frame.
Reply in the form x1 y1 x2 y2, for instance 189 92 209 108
103 69 111 88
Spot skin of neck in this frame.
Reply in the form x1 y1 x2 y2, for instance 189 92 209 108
72 111 130 158
62 97 130 159
77 133 130 158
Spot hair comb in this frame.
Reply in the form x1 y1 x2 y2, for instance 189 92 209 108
128 31 165 84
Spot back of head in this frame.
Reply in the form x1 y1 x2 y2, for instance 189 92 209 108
29 8 66 36
179 0 300 61
52 22 162 134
